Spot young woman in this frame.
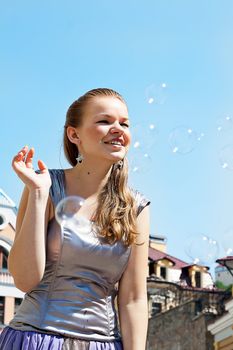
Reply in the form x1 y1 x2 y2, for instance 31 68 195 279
0 88 150 350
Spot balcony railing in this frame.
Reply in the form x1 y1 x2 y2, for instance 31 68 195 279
0 269 14 285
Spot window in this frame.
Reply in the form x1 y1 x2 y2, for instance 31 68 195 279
0 246 8 270
195 299 203 315
0 213 7 230
151 302 162 316
149 262 155 275
160 266 167 280
195 271 201 288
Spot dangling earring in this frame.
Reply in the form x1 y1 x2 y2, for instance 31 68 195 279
116 159 124 170
76 154 84 164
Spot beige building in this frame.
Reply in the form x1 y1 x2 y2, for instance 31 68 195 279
148 235 214 288
208 297 233 350
0 189 24 331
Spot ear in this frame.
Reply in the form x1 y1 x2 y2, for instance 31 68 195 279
66 126 80 145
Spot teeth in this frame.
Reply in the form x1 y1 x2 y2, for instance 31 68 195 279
106 141 122 145
110 141 122 145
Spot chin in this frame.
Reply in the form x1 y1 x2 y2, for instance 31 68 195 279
109 154 125 162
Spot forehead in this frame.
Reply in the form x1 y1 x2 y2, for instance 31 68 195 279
85 96 128 117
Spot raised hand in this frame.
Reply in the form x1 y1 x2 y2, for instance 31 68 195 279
12 146 51 192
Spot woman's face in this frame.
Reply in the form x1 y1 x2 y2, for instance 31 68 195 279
76 96 131 163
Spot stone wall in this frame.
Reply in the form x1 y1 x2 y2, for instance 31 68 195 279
147 300 214 350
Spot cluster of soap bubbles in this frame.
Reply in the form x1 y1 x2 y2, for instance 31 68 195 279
184 227 233 266
55 196 91 234
129 83 233 176
128 82 207 176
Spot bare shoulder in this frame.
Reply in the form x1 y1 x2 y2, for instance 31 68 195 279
135 204 150 244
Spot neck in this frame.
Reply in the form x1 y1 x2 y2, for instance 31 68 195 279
67 158 114 198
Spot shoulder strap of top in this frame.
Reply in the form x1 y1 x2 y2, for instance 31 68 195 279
48 169 66 207
130 188 150 216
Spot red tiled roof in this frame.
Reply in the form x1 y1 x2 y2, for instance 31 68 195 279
216 256 233 266
149 247 189 269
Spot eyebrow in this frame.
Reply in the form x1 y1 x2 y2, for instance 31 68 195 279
95 113 130 121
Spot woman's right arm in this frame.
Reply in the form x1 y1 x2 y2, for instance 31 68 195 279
8 146 52 293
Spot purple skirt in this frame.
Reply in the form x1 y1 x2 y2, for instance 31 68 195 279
0 327 123 350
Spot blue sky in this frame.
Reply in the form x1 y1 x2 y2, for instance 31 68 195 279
1 1 233 273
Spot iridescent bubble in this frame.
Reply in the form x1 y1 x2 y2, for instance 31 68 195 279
144 123 159 149
131 123 158 152
130 124 144 151
128 149 152 175
55 196 91 234
216 115 233 133
222 227 233 256
219 144 233 171
128 122 157 175
185 233 219 266
145 83 167 105
168 126 198 154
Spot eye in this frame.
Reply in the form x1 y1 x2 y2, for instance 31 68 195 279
121 123 130 128
97 120 109 124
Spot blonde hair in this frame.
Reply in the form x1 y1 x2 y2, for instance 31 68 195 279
63 88 138 246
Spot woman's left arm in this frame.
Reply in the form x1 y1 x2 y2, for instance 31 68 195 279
117 205 150 350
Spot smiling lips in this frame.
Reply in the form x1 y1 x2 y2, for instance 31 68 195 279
103 137 124 146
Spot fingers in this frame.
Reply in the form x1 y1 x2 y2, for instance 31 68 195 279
38 159 48 173
12 146 28 170
12 146 47 173
12 145 34 169
25 148 35 168
15 145 29 161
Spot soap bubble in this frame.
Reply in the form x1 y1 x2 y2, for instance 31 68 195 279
222 227 233 255
55 196 91 234
143 123 159 149
145 83 167 105
128 122 157 175
219 144 233 171
131 122 158 152
130 124 144 152
216 115 233 133
168 126 198 154
128 149 152 175
185 233 219 266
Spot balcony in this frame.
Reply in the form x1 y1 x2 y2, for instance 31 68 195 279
0 269 14 286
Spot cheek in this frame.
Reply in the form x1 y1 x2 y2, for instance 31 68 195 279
93 125 109 135
86 126 106 139
125 130 131 145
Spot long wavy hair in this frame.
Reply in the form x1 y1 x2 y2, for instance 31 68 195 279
63 88 138 246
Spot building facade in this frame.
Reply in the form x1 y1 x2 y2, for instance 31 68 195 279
147 235 231 350
208 296 233 349
0 189 24 331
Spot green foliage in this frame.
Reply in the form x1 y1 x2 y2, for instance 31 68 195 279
215 280 233 292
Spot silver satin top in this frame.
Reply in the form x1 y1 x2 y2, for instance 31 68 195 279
10 169 150 341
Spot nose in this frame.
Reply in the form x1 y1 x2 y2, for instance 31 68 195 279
110 123 124 134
